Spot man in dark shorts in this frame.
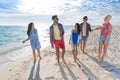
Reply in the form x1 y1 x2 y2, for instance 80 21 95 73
80 16 92 53
49 15 65 63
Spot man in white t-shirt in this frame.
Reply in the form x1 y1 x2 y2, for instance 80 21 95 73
80 16 92 53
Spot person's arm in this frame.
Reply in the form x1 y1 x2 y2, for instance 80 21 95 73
95 25 102 30
49 27 54 48
106 24 112 38
77 35 80 46
69 32 72 45
61 24 64 36
69 35 71 45
36 29 40 40
92 25 103 32
23 37 30 43
79 24 82 32
89 24 92 32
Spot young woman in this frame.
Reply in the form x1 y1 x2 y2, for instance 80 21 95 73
23 22 41 63
93 15 112 62
69 23 80 62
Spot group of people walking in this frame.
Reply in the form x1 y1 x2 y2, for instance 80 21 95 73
23 14 112 64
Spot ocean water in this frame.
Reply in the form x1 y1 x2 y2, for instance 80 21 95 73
0 26 27 53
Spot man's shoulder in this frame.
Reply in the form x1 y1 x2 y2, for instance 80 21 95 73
58 23 63 26
80 22 83 26
50 25 53 29
87 23 90 25
87 23 91 27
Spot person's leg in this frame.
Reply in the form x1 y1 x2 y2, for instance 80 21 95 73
80 40 83 52
98 42 104 60
37 49 41 59
56 50 60 63
82 36 87 53
62 48 65 59
33 50 36 63
72 45 75 61
101 42 109 61
74 45 77 62
83 41 86 53
98 36 105 60
54 40 60 63
76 46 78 56
61 40 65 59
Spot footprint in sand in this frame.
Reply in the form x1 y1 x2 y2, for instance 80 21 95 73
55 63 59 66
9 69 12 72
45 76 55 80
44 54 49 57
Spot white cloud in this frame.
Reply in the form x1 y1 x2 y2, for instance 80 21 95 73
17 0 83 15
17 0 66 15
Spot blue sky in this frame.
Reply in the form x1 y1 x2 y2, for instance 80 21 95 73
0 0 120 25
0 0 20 13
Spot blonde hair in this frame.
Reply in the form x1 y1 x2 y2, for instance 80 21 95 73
105 15 112 21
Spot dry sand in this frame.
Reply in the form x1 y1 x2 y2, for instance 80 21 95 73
0 26 120 80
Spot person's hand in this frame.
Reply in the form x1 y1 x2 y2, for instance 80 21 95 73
22 40 25 43
91 29 95 32
60 33 63 37
51 44 54 48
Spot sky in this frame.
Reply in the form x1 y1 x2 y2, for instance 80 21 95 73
0 0 120 26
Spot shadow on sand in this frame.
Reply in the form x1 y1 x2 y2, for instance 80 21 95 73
58 63 68 80
62 59 78 80
28 59 41 80
85 53 120 80
76 59 99 80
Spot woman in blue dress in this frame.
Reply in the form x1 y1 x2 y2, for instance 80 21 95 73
23 22 41 63
69 23 80 62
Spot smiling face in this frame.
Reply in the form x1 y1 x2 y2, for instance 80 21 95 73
83 16 88 23
104 15 112 23
74 24 78 31
83 18 88 23
53 17 58 23
52 15 59 24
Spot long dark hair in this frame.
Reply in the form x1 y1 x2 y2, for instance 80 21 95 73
27 22 33 36
75 23 80 34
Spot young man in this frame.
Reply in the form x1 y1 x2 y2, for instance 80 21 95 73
80 16 92 53
49 15 65 63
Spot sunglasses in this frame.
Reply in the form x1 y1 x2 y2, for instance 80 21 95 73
54 18 59 20
85 18 88 20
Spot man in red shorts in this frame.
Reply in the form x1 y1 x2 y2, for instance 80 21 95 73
49 15 65 63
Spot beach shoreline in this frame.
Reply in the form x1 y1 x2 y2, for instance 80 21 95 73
0 26 120 80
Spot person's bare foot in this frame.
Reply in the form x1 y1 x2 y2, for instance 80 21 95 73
33 60 36 64
83 51 87 54
100 58 104 62
58 59 60 63
97 57 103 62
82 51 85 54
62 56 64 60
39 56 42 60
74 59 77 63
